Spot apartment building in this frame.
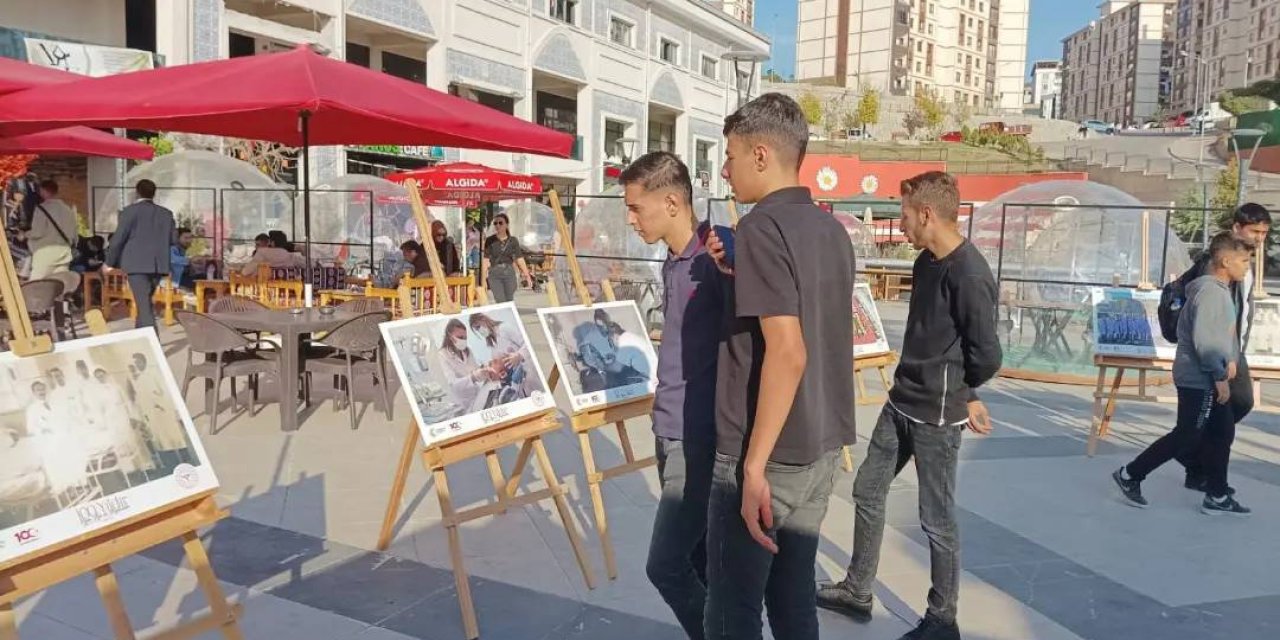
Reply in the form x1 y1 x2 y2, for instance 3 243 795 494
794 0 1029 113
1170 0 1280 114
719 0 755 24
1060 0 1175 125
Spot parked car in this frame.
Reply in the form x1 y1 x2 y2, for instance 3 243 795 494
1079 120 1116 135
940 130 964 142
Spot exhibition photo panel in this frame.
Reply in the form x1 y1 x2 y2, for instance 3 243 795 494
380 302 553 448
538 300 658 411
0 329 219 565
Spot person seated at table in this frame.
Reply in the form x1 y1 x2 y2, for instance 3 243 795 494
169 227 194 289
430 220 463 276
438 318 501 411
400 240 432 277
268 229 298 254
241 232 304 275
71 235 106 274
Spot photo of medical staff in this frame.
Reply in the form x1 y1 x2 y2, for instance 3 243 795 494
538 301 658 409
0 333 205 534
381 302 550 445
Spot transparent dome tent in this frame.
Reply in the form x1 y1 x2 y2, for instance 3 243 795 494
970 180 1193 381
95 150 290 259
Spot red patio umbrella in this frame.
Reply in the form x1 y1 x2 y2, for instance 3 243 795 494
0 127 153 159
0 56 80 96
0 44 574 274
386 162 543 206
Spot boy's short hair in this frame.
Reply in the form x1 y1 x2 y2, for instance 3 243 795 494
900 171 961 221
177 226 192 236
38 179 58 195
722 93 809 168
1209 232 1251 261
619 151 693 205
1233 202 1272 227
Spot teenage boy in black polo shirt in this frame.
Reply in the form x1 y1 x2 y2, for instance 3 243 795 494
817 171 1002 640
703 93 856 639
621 151 727 639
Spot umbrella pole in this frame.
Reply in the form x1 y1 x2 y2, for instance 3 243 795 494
301 111 313 287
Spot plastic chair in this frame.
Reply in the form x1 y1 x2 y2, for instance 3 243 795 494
175 309 280 435
336 297 386 313
303 311 393 430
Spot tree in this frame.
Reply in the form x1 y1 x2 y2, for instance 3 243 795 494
856 87 881 129
1171 160 1242 245
914 89 948 139
1218 90 1271 116
798 91 824 128
763 68 785 83
145 136 174 157
951 101 974 128
903 109 926 139
1234 79 1280 106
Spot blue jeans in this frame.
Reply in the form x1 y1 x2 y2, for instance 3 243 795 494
647 437 714 639
704 449 839 640
845 406 963 624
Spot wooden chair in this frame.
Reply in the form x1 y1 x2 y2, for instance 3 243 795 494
229 264 269 301
151 277 191 326
303 311 394 430
263 279 305 309
363 283 402 317
175 310 280 435
443 276 474 309
100 271 134 318
399 276 437 316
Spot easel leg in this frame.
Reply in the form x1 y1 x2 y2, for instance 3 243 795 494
615 421 636 463
435 467 479 640
182 531 244 640
484 451 509 514
576 430 615 581
841 446 854 473
1088 366 1109 457
503 439 534 498
1 601 18 640
876 365 892 392
93 565 138 640
536 436 597 589
854 369 870 402
547 365 560 393
378 420 419 550
1089 367 1126 456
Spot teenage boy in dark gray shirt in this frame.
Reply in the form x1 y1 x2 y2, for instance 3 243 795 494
704 93 856 640
621 151 726 639
1114 233 1254 515
818 171 1002 640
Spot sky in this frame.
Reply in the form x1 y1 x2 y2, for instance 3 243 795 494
755 0 1098 80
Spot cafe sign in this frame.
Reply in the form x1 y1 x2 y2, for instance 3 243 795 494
348 144 447 160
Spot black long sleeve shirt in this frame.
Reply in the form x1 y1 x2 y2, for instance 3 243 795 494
888 240 1003 425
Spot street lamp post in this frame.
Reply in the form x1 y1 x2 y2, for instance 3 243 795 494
1230 128 1268 206
722 49 770 109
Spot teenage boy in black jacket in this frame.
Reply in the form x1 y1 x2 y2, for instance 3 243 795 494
817 171 1002 640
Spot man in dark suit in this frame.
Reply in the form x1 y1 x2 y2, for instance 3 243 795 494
106 179 176 330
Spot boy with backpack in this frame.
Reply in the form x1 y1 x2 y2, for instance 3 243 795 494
1157 203 1271 492
1117 232 1255 514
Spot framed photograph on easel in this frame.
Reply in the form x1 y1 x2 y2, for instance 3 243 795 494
537 300 658 411
379 301 553 448
1245 298 1280 368
852 283 891 358
0 329 219 565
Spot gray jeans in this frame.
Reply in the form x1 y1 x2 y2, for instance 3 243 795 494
704 449 839 640
487 264 518 303
647 437 714 639
846 405 962 624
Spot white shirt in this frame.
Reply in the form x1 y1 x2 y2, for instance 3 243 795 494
1241 267 1254 349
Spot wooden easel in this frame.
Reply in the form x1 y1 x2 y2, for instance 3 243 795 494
0 215 241 639
844 351 899 472
1087 354 1176 456
376 182 595 640
541 189 656 581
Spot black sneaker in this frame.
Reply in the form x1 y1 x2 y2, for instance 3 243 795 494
899 614 961 640
1201 495 1251 517
1112 468 1148 507
1185 476 1236 495
816 580 872 622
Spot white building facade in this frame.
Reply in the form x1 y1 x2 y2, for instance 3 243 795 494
2 0 768 201
794 0 1028 113
1031 59 1061 118
1060 0 1175 125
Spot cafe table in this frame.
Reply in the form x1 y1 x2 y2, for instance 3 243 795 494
209 306 361 431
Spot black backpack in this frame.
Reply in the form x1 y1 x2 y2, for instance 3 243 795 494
1157 254 1210 343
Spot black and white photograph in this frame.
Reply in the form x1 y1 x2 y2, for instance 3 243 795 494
380 302 552 447
537 300 658 411
0 329 218 565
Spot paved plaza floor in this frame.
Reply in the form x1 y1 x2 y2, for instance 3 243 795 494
12 292 1280 639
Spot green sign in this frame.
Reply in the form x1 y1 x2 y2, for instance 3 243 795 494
349 144 446 159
